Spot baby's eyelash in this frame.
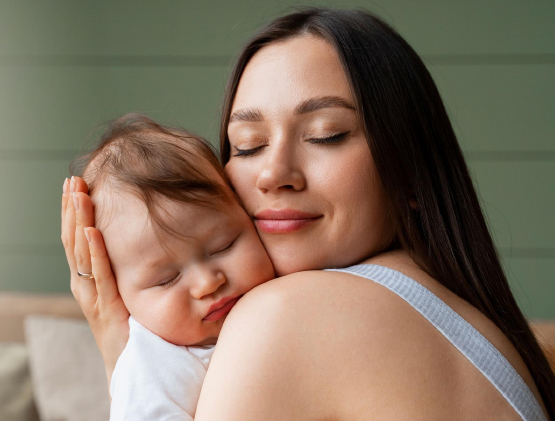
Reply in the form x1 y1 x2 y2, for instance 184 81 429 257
159 274 180 287
212 238 236 256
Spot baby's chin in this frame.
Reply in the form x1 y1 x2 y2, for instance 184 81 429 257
191 335 218 346
160 331 219 347
159 333 218 347
145 322 220 347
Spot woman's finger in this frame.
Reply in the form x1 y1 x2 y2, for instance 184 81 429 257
61 178 69 227
86 227 129 319
63 176 90 300
73 191 97 301
86 228 118 304
84 226 129 379
62 178 78 274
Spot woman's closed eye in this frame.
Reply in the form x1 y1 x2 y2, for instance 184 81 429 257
307 131 350 144
232 131 350 157
233 144 265 157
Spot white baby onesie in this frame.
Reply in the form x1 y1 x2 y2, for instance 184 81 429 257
110 316 215 421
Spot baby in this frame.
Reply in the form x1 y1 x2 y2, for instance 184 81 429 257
72 114 275 420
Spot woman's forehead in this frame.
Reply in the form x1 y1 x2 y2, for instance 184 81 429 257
231 36 353 116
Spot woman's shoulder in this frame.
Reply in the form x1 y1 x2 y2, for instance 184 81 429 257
222 252 444 345
205 252 534 420
202 264 443 419
224 250 452 335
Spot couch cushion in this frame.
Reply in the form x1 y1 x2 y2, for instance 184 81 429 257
25 315 109 421
0 343 39 421
0 292 84 343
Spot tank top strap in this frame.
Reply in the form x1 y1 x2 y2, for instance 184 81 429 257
326 264 546 421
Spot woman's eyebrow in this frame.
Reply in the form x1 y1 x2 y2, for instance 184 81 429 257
229 95 356 123
295 95 356 114
229 108 263 123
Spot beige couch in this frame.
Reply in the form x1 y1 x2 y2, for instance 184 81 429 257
1 292 554 421
0 293 108 421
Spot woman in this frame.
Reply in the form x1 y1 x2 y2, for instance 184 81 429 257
62 8 554 420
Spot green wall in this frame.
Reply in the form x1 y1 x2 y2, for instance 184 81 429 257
1 1 553 319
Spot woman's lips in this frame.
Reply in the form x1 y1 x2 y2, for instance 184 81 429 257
254 209 323 234
203 296 241 322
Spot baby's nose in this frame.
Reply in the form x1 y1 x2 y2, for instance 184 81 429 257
190 269 226 300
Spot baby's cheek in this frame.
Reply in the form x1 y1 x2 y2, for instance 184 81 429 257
242 247 274 289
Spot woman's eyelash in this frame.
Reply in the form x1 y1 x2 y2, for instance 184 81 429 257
232 131 349 157
233 145 265 157
308 131 350 144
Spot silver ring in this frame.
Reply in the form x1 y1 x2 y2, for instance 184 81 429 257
77 270 95 280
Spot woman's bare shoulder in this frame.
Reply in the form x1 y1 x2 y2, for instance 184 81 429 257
198 254 531 419
197 266 470 420
215 264 446 359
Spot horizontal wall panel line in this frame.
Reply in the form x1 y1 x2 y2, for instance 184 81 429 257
1 53 554 67
0 244 63 255
498 248 555 259
425 53 555 66
4 148 555 162
466 151 555 162
0 55 232 67
0 149 80 160
1 244 554 259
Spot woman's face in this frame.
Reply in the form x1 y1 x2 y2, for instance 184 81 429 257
225 36 393 276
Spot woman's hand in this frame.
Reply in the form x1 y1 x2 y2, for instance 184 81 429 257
61 176 130 386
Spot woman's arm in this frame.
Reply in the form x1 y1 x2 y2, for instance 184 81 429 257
61 176 130 387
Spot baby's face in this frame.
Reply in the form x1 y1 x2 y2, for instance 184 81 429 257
100 189 275 346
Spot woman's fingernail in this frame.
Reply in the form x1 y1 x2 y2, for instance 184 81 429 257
84 228 91 243
63 178 69 196
72 192 80 211
70 176 76 193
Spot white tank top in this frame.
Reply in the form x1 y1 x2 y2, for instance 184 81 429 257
327 264 547 421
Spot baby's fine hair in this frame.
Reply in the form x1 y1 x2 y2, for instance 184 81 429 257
70 113 232 234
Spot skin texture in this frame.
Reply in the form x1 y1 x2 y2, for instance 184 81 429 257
61 36 548 419
99 188 274 346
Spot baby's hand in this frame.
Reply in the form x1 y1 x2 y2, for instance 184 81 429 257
61 176 130 386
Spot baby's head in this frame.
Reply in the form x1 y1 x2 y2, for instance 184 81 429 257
72 114 275 346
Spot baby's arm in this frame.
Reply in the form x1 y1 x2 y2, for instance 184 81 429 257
110 316 214 421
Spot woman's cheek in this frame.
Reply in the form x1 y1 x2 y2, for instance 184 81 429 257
225 161 258 209
234 235 274 289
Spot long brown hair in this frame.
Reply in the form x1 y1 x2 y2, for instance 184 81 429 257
219 7 555 416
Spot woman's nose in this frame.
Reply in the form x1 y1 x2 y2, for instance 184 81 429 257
189 267 226 300
255 142 306 193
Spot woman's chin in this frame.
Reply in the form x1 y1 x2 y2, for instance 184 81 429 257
270 255 326 277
